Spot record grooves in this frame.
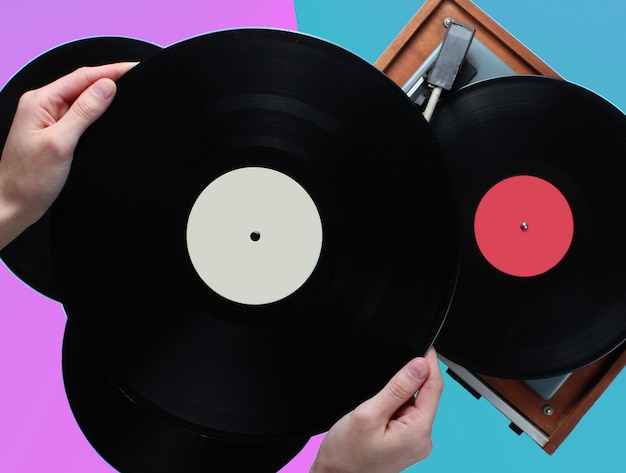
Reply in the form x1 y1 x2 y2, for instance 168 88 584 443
431 75 626 379
62 321 309 473
52 29 458 438
0 37 162 300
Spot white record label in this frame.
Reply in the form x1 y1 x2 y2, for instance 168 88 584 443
186 167 323 305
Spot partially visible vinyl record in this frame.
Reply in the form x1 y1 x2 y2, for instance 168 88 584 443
431 75 626 379
62 321 309 473
52 29 458 438
0 37 162 301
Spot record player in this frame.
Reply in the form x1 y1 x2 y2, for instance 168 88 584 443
375 0 626 454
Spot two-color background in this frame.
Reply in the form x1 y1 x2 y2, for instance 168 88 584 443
0 1 624 471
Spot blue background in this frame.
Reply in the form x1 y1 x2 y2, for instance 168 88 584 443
295 1 625 472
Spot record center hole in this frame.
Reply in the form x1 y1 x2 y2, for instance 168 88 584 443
250 231 261 242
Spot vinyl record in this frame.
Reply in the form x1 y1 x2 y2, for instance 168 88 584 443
52 29 458 438
0 37 162 301
431 75 626 378
62 321 309 473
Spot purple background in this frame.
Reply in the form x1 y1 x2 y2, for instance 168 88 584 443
0 1 326 472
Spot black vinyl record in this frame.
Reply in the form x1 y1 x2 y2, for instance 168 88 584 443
431 75 626 378
0 36 162 301
52 29 458 438
62 321 309 473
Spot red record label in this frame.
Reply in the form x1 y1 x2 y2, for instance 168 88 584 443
474 175 574 277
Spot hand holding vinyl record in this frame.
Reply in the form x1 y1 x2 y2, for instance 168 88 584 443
1 30 457 472
310 349 443 473
53 29 457 440
0 63 134 249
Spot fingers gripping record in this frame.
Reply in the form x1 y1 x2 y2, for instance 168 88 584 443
310 349 444 473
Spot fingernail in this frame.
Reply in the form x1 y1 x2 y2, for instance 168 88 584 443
407 359 428 380
91 80 115 100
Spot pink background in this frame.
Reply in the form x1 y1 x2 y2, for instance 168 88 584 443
0 1 325 471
